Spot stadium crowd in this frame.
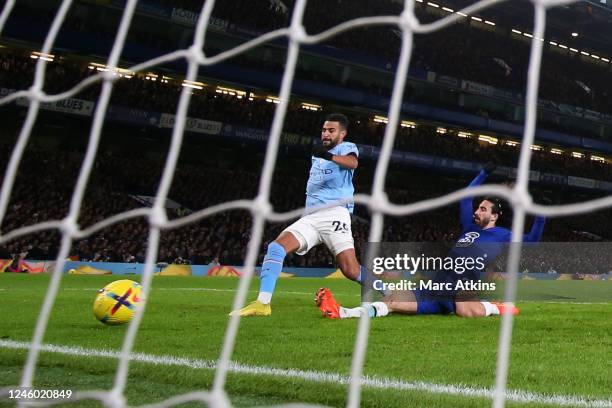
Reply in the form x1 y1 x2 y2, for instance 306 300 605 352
209 0 612 115
0 50 610 182
0 135 608 269
7 0 612 120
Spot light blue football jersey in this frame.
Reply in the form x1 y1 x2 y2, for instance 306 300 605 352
306 141 359 213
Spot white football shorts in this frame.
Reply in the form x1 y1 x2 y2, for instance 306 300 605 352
284 206 354 256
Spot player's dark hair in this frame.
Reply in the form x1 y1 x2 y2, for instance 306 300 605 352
483 196 503 217
325 113 349 131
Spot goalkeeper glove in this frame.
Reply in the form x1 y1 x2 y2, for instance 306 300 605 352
483 161 497 174
312 145 333 161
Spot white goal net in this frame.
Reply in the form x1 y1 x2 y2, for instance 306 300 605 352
0 0 610 407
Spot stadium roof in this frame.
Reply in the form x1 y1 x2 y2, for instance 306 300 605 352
440 0 612 55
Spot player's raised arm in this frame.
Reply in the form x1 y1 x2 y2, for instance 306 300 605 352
460 164 493 229
523 216 546 242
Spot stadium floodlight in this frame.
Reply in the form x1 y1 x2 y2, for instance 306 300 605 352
442 7 454 12
571 32 579 37
591 54 600 59
558 44 568 49
572 152 585 158
456 11 468 17
30 51 54 62
471 16 483 22
160 76 170 84
265 96 281 104
400 120 417 128
301 102 321 111
478 135 498 144
216 86 246 99
436 127 447 134
87 62 133 78
512 29 522 34
530 145 543 151
485 20 496 26
580 51 590 56
602 57 610 62
427 2 440 8
457 131 472 138
182 80 204 90
570 47 579 52
373 115 389 124
506 140 520 147
591 155 605 162
550 148 564 155
88 62 108 72
144 73 158 81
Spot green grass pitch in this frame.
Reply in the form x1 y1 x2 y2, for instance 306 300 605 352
0 274 610 407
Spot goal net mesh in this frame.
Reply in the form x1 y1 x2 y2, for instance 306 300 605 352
0 0 610 407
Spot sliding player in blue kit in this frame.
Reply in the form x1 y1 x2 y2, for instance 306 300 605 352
316 164 546 319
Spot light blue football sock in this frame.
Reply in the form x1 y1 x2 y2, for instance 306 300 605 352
360 265 390 296
357 265 364 283
257 242 286 304
366 302 389 318
367 305 376 317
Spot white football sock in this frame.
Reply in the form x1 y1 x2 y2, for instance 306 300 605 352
338 302 390 319
257 292 272 304
481 301 500 316
339 306 366 319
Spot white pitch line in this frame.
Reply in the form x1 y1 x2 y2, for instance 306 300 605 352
1 340 610 407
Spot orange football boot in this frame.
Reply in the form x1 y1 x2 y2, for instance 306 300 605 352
492 302 520 315
315 288 341 319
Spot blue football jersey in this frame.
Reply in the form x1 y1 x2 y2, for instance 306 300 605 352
451 170 545 273
306 141 359 213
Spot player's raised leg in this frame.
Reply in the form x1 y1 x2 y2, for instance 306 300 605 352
229 231 300 317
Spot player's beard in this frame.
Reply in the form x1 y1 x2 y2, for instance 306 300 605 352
475 215 490 228
322 138 338 149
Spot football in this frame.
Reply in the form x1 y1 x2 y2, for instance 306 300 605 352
93 280 143 325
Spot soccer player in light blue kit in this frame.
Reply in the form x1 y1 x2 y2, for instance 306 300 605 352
231 113 364 316
316 164 546 319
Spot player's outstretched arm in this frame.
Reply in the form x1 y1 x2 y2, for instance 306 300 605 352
331 153 358 169
460 168 489 229
523 216 546 242
312 146 358 169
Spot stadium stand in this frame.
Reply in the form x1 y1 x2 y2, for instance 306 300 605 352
6 0 612 125
0 49 610 181
0 125 608 268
